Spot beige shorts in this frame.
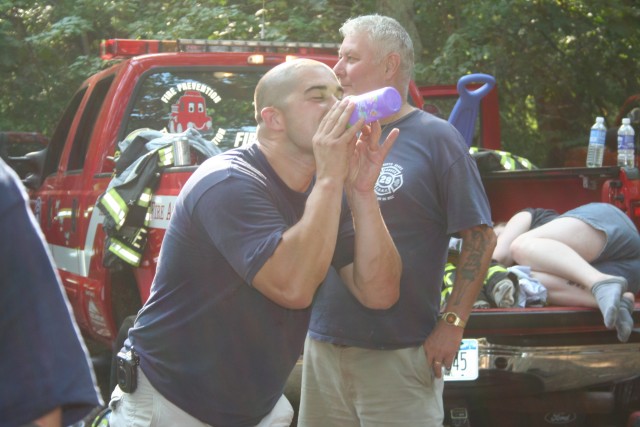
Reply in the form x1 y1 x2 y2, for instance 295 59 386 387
298 336 444 427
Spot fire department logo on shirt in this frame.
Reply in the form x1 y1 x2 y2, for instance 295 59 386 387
375 163 403 201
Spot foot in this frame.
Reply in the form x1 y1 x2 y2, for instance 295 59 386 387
615 293 635 343
591 277 627 329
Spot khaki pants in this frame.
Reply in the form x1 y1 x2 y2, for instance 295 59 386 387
109 368 293 427
298 336 444 427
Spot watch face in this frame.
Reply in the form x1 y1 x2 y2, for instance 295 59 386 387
446 313 456 324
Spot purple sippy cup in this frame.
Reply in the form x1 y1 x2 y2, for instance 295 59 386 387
347 87 402 126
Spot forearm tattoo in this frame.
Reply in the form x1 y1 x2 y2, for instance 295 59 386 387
451 227 492 305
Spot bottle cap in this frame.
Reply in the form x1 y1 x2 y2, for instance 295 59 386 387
348 87 402 126
622 118 631 125
596 116 604 122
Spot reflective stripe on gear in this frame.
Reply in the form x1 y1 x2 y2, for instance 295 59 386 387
107 237 142 266
441 263 457 308
157 145 174 166
485 264 509 284
99 188 128 230
138 187 152 208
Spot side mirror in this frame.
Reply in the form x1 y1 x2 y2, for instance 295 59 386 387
8 148 48 190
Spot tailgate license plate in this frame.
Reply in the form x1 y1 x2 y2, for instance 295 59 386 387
444 339 478 381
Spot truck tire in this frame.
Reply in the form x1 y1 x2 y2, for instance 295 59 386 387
108 314 136 394
109 268 142 332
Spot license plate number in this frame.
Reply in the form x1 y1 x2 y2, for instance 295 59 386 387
444 338 478 381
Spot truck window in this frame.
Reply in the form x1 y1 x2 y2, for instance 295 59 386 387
124 68 262 154
43 88 86 178
67 75 115 171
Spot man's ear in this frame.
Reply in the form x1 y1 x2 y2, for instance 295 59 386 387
261 106 284 131
384 52 401 79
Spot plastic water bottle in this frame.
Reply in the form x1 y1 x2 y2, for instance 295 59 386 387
617 118 635 168
586 116 606 167
348 87 402 126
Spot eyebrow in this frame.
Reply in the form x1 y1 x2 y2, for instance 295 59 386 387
338 47 353 57
304 85 329 95
304 85 344 98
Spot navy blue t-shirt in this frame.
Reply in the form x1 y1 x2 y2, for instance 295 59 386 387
310 109 492 349
0 159 101 427
129 143 353 426
523 207 559 229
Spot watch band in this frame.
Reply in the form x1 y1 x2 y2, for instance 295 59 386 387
441 311 466 328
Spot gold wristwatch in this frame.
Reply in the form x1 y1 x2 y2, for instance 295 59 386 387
441 312 466 328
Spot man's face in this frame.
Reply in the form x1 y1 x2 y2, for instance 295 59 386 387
334 32 386 97
283 66 344 151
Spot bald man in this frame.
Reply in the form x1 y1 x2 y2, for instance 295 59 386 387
108 59 401 427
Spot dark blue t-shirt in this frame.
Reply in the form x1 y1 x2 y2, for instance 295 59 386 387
0 159 101 427
129 143 353 426
310 109 492 349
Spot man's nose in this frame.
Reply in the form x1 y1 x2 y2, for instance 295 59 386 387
333 59 344 76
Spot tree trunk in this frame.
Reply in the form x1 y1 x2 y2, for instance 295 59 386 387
376 0 422 65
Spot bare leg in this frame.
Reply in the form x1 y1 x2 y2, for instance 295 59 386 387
510 217 608 284
532 272 596 308
537 271 633 341
511 217 625 328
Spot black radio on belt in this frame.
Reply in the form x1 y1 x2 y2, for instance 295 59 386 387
116 348 139 393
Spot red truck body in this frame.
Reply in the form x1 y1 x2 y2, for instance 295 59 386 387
10 39 640 426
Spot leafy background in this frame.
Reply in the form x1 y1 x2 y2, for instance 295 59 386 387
1 0 639 166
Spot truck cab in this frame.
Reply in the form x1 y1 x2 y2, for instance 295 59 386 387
17 38 355 346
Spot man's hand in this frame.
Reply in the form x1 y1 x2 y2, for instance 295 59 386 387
347 121 399 195
313 99 362 184
423 321 465 379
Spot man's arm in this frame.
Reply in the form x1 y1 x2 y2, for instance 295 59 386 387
424 224 496 377
339 122 401 309
492 210 533 266
253 99 362 309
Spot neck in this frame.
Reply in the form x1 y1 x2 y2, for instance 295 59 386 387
380 102 415 126
257 139 315 193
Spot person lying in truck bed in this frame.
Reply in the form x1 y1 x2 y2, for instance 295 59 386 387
492 202 639 342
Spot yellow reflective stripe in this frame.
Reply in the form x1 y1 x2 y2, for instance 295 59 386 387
157 146 174 166
144 208 151 226
93 417 109 427
487 264 508 277
515 155 534 169
138 188 152 207
442 263 455 288
495 150 516 170
108 238 142 266
441 288 451 304
99 189 128 229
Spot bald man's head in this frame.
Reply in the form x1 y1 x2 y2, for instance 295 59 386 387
254 59 335 123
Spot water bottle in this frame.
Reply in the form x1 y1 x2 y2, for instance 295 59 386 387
586 116 606 167
348 87 402 126
617 118 635 168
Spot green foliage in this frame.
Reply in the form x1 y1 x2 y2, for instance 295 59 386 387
414 0 640 166
1 0 638 167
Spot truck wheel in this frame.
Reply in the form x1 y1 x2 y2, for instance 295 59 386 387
108 315 136 393
109 268 142 332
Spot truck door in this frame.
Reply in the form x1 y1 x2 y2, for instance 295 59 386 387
38 75 115 336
